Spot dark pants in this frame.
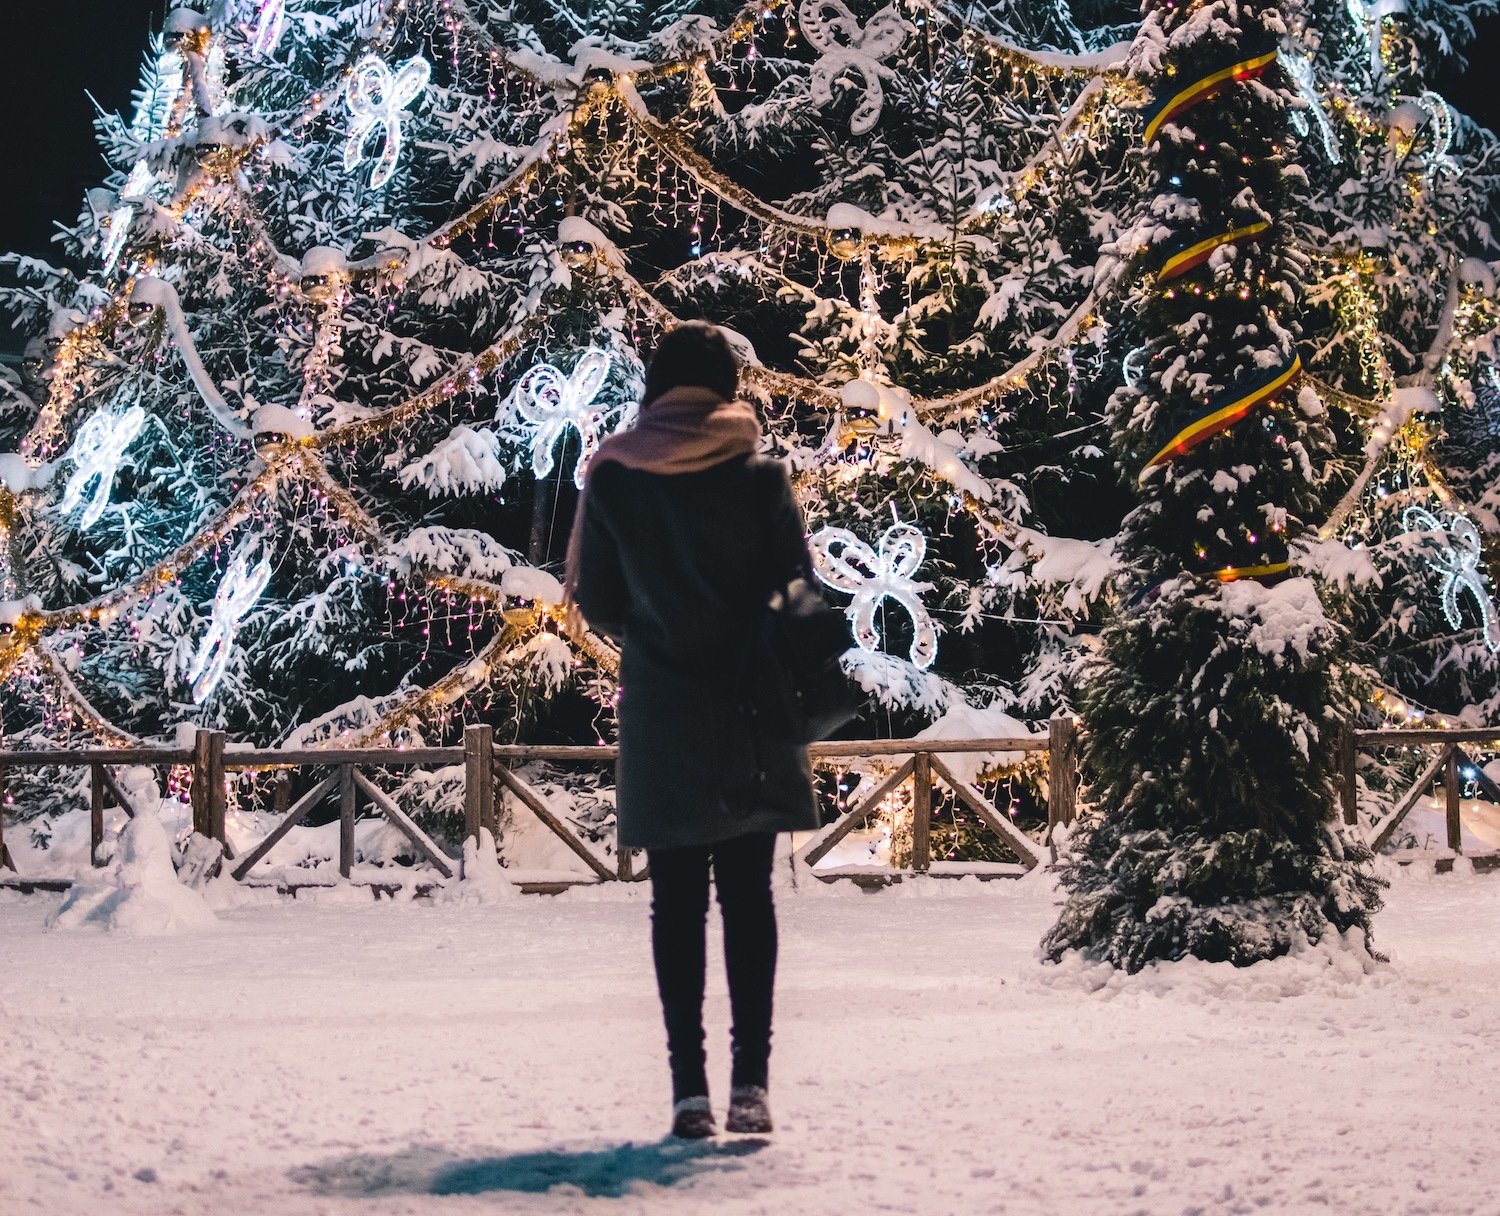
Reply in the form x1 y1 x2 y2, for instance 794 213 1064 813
647 832 778 1103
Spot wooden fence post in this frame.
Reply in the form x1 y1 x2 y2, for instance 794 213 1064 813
618 843 634 881
1048 717 1079 830
192 729 228 844
910 750 932 873
463 724 495 846
339 765 356 879
90 763 105 866
207 731 227 845
1338 724 1359 826
1446 746 1463 854
0 764 12 872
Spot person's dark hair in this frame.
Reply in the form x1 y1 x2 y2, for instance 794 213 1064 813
642 322 738 407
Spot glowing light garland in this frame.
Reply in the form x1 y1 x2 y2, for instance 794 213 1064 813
59 405 147 530
343 54 431 189
509 349 625 489
187 536 274 703
810 522 938 668
1402 506 1500 651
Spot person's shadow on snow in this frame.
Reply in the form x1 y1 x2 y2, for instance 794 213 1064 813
291 1138 769 1198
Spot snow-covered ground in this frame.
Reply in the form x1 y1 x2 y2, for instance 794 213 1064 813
4 861 1499 1215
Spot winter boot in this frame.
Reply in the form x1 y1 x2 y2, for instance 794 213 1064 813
670 1096 717 1140
725 1085 772 1134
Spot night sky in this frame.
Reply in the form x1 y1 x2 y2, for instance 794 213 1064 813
0 1 1494 261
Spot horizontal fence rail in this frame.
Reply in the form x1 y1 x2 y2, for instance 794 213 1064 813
0 720 1082 894
1339 725 1500 866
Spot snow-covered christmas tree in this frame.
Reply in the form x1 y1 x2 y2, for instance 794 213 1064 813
0 0 1495 895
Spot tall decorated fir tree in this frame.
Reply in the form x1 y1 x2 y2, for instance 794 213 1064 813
1042 0 1387 969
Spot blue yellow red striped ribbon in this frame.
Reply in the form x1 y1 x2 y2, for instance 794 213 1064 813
1138 353 1302 483
1142 51 1280 145
1215 561 1291 584
1158 221 1272 281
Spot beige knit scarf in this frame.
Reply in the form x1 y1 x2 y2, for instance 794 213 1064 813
563 385 762 607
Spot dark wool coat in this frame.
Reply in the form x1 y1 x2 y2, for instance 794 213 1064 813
572 454 820 850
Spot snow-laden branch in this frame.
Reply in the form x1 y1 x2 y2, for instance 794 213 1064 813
33 642 151 748
128 277 251 439
927 0 1135 72
1319 386 1441 539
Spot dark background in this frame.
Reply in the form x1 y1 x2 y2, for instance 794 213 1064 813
0 1 1494 261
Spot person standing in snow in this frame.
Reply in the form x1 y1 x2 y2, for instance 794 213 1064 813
566 322 819 1139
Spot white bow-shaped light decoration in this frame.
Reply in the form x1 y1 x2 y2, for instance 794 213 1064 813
249 0 286 55
799 0 910 135
343 54 430 189
188 540 274 703
511 349 622 489
60 405 147 530
1403 506 1500 651
1284 53 1340 163
810 522 938 668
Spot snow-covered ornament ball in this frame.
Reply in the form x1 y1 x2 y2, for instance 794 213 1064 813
557 216 599 268
828 227 863 261
165 7 210 51
1402 506 1500 651
560 239 596 267
556 216 619 272
298 246 349 302
799 0 911 136
343 54 430 190
810 522 938 668
510 349 623 489
825 204 876 261
188 537 274 703
59 405 147 530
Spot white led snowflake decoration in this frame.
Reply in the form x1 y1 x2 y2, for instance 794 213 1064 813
810 522 937 668
511 349 623 489
1284 54 1341 163
59 405 147 530
250 0 286 55
188 539 274 703
1403 506 1500 651
799 0 910 136
343 54 430 190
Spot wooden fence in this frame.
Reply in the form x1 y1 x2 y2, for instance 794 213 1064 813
1336 725 1500 868
0 720 1080 893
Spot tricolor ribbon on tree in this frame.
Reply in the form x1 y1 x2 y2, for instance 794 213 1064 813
1138 352 1302 483
1141 48 1281 145
1156 221 1272 282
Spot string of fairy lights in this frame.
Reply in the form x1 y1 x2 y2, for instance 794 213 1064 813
4 0 1497 752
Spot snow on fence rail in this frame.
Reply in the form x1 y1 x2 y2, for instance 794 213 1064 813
1338 725 1500 869
0 722 1081 894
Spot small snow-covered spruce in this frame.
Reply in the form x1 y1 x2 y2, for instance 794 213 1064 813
1043 0 1383 972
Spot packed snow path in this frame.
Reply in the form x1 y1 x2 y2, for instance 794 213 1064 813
3 866 1499 1215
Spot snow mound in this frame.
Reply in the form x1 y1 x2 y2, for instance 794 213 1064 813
48 814 218 935
915 701 1041 785
0 454 53 494
444 829 518 903
1036 928 1387 1003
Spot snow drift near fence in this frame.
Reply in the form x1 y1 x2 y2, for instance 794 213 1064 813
46 813 219 936
443 828 518 904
